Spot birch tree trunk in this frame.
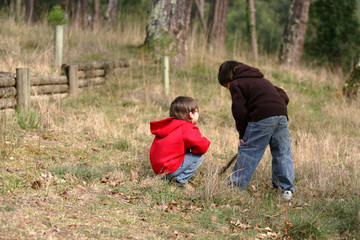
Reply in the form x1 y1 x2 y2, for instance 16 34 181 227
105 0 113 22
279 0 311 66
145 0 193 63
343 55 360 99
248 0 258 62
207 0 229 51
105 0 118 27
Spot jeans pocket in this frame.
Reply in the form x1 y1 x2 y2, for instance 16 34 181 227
279 117 288 125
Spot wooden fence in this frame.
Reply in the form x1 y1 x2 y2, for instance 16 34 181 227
0 60 129 114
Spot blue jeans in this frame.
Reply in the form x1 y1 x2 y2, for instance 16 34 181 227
166 153 204 184
231 116 295 192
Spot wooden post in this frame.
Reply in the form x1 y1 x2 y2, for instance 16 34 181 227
16 68 30 113
163 55 169 95
69 64 78 97
55 25 64 68
104 62 114 78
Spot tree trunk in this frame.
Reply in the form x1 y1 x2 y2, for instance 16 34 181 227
60 0 70 18
248 0 258 62
110 0 118 27
25 0 34 24
93 0 100 30
9 0 15 17
207 0 229 51
194 0 207 33
105 0 114 25
81 0 88 28
16 0 21 20
343 55 360 99
279 0 311 66
75 0 82 29
145 0 193 63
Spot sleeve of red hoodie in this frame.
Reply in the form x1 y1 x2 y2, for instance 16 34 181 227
182 124 210 155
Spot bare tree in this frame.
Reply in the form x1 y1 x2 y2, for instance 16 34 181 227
16 0 21 20
75 0 81 29
248 0 258 61
9 0 14 17
207 0 229 51
145 0 193 63
81 0 88 28
110 0 118 26
279 0 311 66
25 0 34 24
194 0 207 33
93 0 100 30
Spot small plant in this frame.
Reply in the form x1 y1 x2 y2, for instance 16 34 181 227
113 139 130 151
0 176 23 195
47 5 69 26
15 110 41 130
145 32 178 59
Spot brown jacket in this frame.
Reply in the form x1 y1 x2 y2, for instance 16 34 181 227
229 63 289 139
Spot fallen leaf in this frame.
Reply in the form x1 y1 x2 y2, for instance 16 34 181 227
100 176 110 183
31 180 42 189
211 215 217 223
284 220 293 228
256 233 267 239
36 162 45 169
264 227 272 231
231 220 251 230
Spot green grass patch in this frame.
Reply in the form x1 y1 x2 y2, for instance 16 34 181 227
51 164 114 182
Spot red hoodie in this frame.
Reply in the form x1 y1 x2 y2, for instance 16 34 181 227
150 117 210 175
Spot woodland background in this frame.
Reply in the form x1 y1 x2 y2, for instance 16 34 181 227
0 0 360 239
1 0 360 73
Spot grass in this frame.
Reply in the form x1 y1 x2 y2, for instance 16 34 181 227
1 18 360 239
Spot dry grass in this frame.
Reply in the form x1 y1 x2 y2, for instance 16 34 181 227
1 18 360 239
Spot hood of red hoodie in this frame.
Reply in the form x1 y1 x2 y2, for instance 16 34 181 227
150 117 189 138
233 63 264 79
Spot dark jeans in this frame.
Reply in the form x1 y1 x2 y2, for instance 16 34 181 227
231 116 295 192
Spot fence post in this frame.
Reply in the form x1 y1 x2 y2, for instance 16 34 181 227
16 68 30 114
69 64 78 97
55 25 64 68
163 55 169 95
105 62 115 79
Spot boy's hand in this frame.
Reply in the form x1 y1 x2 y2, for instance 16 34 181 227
238 139 244 149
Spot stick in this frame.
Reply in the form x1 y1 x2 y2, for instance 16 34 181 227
218 153 238 176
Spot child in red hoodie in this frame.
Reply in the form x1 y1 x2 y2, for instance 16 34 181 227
150 96 210 184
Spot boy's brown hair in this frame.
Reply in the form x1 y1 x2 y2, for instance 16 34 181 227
170 96 198 121
218 60 241 86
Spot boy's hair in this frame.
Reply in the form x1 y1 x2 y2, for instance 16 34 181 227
170 96 198 121
218 60 241 86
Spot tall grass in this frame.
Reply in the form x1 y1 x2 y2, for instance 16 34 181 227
1 18 359 239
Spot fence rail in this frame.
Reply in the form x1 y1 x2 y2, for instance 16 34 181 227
0 60 129 113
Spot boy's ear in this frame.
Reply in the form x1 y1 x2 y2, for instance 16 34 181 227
189 112 195 119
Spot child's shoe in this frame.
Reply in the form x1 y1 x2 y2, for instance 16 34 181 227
283 190 293 201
